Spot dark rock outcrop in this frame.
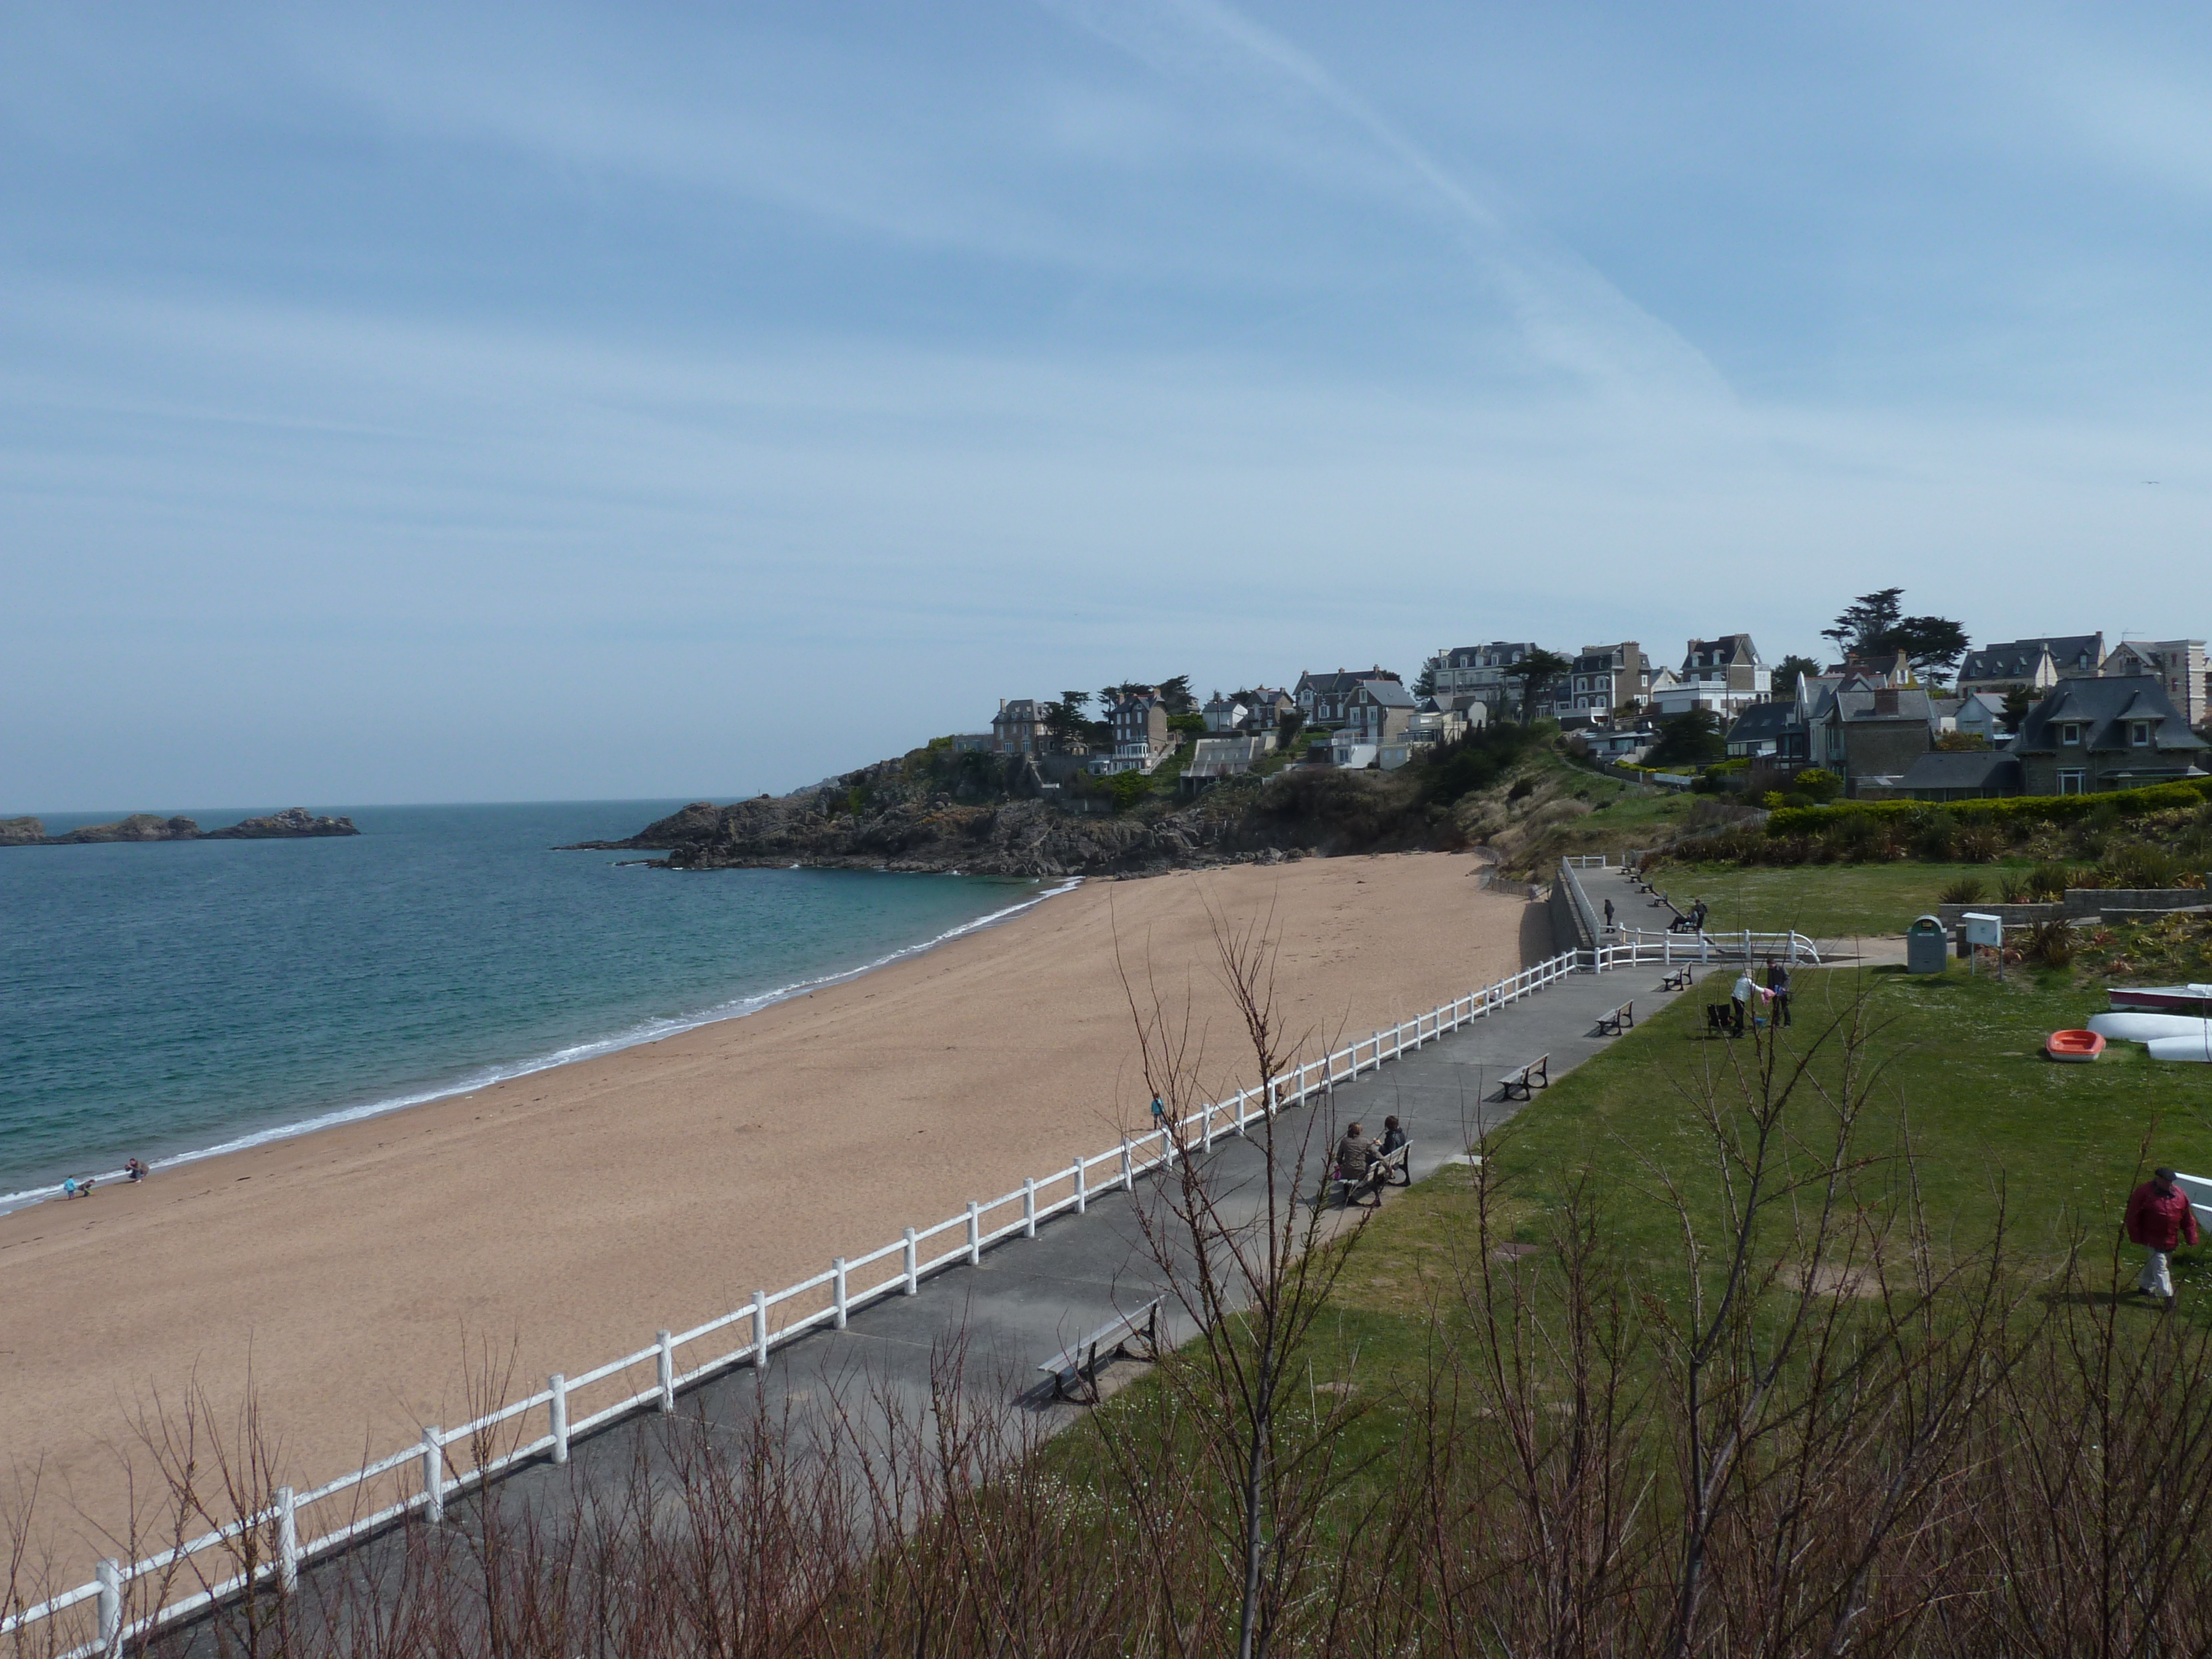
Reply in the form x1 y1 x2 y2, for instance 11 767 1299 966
54 814 201 843
2 807 358 847
572 785 1411 879
198 808 360 840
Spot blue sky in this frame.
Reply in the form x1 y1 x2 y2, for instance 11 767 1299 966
4 2 2209 808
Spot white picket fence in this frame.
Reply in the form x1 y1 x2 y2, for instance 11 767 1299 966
7 949 1589 1657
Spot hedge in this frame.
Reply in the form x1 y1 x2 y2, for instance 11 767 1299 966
1765 779 2212 839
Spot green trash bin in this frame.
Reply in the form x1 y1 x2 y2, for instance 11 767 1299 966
1906 915 1949 975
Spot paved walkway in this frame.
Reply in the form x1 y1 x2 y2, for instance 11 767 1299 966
169 914 1727 1651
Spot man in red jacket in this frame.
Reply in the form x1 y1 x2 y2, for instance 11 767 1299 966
2125 1167 2200 1310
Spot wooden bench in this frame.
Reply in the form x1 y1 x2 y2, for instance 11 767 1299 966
1661 966 1693 991
1499 1055 1550 1100
1596 1001 1634 1036
1323 1139 1411 1207
1039 1297 1164 1403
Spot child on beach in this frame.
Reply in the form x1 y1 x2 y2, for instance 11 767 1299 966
126 1158 148 1183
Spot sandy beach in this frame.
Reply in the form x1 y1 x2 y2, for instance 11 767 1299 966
1 852 1538 1583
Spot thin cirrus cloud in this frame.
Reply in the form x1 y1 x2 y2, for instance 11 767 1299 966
0 1 2207 808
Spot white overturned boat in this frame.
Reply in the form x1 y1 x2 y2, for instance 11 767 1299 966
2088 1011 2212 1044
2148 1032 2212 1063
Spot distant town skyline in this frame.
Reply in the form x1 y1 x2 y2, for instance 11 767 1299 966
5 2 2209 810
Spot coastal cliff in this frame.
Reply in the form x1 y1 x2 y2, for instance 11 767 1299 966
2 808 360 846
576 722 1694 880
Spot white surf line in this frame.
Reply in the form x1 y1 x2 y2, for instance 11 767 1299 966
0 875 1084 1214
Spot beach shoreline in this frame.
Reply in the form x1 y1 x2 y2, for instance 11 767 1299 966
1 851 1538 1585
0 873 1077 1215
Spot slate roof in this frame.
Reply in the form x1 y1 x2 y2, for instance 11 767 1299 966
1960 635 2104 682
1832 688 1938 723
1900 750 2024 792
2014 674 2208 754
1725 702 1798 744
1354 679 1417 709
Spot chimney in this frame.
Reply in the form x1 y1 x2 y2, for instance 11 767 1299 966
1874 687 1900 716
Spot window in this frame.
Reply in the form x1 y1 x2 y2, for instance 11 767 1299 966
2131 722 2151 747
2058 770 2086 795
2060 723 2081 745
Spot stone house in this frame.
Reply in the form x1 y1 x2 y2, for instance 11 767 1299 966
1096 691 1177 776
1295 667 1401 730
1811 685 1938 796
1343 678 1415 749
2011 675 2209 795
990 698 1050 757
1419 643 1538 715
2101 639 2209 728
1650 634 1770 718
1555 641 1651 723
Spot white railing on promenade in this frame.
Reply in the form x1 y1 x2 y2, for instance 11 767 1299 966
1595 927 1820 966
6 947 1594 1656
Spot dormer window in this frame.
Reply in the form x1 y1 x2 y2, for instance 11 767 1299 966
2131 721 2152 747
2060 723 2081 744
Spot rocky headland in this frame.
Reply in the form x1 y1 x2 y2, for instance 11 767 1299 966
564 718 1652 880
1 807 360 847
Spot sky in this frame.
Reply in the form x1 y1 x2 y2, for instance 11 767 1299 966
4 1 2210 810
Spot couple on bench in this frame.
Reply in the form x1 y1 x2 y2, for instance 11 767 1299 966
1330 1117 1408 1209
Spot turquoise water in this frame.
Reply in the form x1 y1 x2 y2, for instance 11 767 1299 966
0 803 1051 1206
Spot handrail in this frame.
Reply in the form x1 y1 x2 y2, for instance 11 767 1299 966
6 947 1591 1656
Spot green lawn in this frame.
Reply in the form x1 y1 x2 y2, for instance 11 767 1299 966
1647 860 2012 940
1296 960 2212 1404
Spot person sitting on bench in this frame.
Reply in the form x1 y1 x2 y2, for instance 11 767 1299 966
1376 1115 1409 1184
1333 1123 1383 1208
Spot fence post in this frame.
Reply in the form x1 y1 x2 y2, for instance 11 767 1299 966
1201 1102 1214 1154
96 1557 122 1659
655 1330 675 1410
1073 1157 1086 1214
1023 1177 1038 1237
277 1485 299 1594
752 1291 770 1370
833 1258 849 1328
550 1374 570 1463
967 1201 982 1265
421 1428 444 1524
903 1227 919 1294
1120 1135 1133 1190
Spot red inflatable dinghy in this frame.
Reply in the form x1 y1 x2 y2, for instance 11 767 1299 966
2046 1029 2106 1063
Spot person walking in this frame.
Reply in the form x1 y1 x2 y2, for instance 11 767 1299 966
2125 1167 2200 1310
1603 898 1616 932
1766 958 1792 1029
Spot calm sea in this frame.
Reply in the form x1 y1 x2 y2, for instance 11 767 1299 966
0 802 1053 1207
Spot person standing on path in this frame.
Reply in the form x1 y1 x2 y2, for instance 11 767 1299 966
2126 1167 2200 1310
1603 898 1616 932
1766 957 1792 1029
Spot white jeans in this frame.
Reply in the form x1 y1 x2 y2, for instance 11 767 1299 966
2138 1249 2174 1298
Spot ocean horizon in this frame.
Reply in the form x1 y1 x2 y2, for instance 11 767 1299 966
0 801 1056 1208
